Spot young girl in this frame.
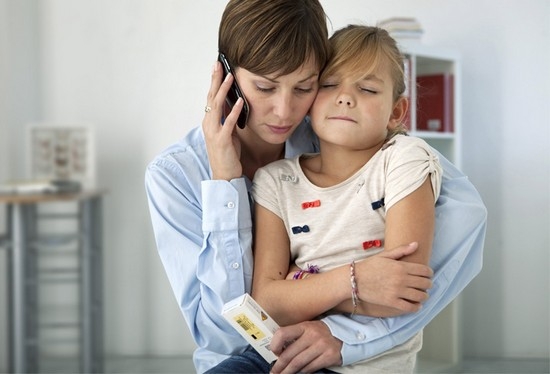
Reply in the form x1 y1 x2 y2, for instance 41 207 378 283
251 25 442 372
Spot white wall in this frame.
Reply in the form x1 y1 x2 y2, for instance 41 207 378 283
36 0 223 356
0 0 42 369
1 0 548 362
0 1 8 368
0 1 7 179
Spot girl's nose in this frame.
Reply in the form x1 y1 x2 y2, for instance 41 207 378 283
337 92 355 107
338 99 352 106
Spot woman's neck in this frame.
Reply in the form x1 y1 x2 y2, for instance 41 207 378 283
240 139 285 181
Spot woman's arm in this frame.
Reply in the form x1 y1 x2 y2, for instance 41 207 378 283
143 61 254 358
145 158 253 354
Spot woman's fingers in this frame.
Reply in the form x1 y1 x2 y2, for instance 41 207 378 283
203 63 244 133
203 62 225 131
202 61 244 180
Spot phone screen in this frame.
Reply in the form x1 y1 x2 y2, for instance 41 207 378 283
218 52 250 129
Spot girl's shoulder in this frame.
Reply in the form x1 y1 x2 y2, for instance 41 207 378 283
384 134 435 155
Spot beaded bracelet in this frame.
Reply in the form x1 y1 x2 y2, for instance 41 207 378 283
293 264 320 280
293 270 308 280
350 261 359 315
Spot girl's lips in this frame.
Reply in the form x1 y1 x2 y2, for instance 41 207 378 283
328 115 356 122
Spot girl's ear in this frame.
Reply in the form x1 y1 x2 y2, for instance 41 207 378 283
388 96 409 129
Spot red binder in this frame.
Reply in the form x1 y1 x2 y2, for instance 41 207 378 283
416 74 454 132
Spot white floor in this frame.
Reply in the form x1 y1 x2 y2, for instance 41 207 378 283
459 358 550 374
32 356 550 374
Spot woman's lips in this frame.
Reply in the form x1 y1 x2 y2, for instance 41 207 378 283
267 125 293 134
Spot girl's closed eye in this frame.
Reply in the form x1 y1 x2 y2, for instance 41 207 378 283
360 86 378 94
319 81 338 89
359 75 384 94
318 74 338 89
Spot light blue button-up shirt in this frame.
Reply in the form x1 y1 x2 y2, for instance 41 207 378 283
145 119 487 373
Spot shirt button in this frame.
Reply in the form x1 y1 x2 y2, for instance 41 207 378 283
231 262 240 269
355 332 366 340
227 202 235 209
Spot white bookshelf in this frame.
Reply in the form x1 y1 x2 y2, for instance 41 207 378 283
401 42 462 169
399 41 463 373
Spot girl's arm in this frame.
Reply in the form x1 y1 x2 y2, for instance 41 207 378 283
251 192 434 325
331 176 436 317
251 204 350 326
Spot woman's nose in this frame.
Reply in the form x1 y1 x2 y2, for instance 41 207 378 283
273 93 292 120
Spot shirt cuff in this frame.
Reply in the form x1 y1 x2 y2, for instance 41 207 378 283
322 315 393 366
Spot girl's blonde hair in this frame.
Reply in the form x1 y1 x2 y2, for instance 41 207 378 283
322 25 408 136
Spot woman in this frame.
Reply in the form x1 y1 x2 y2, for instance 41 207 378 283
145 1 487 373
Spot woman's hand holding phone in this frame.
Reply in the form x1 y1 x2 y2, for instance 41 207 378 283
218 53 249 129
202 61 245 181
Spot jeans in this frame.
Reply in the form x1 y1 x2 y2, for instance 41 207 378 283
204 345 338 374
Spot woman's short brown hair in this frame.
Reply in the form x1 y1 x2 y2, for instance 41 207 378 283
218 0 329 76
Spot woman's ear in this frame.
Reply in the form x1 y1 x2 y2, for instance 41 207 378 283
388 96 409 129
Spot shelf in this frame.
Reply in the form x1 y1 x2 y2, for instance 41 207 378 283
5 192 105 373
41 322 80 329
399 42 464 368
399 40 460 61
0 234 9 248
409 131 455 140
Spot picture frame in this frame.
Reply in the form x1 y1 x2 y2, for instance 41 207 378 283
26 124 96 188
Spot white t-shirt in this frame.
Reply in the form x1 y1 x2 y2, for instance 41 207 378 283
252 135 442 372
253 134 442 272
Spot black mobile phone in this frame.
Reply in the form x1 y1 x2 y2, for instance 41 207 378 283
218 52 249 129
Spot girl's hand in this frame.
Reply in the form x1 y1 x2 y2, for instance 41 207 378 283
202 61 245 181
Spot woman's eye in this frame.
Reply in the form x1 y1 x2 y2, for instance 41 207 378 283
256 86 275 93
296 87 314 93
319 83 337 89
